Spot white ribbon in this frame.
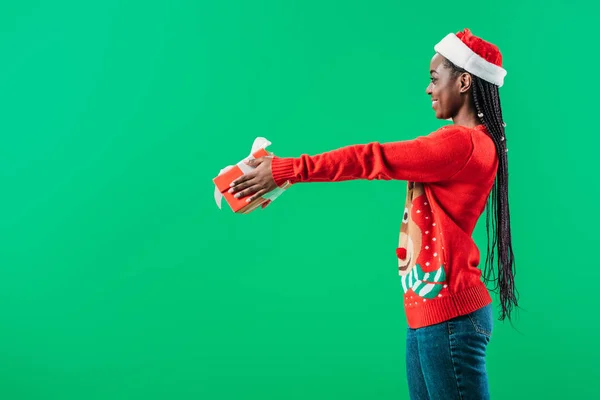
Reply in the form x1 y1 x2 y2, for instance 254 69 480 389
214 137 289 210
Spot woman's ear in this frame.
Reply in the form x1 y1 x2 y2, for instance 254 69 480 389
459 72 472 93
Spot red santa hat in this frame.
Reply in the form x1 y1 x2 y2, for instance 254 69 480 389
434 28 507 87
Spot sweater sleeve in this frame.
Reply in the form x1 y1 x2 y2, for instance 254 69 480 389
271 126 474 186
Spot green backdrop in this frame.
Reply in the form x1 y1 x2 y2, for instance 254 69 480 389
1 0 597 399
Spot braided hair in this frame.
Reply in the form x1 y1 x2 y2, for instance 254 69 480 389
444 58 518 321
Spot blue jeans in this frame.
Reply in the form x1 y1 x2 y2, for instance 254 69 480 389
406 304 493 400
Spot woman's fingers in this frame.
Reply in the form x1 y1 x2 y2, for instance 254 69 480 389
230 171 256 188
247 189 268 203
230 176 256 194
234 185 262 200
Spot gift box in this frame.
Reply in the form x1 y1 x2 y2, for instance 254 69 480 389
213 137 290 214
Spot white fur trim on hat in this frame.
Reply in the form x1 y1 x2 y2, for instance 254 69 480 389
434 33 507 87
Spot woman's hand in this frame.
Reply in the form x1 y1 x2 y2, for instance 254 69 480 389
229 156 278 202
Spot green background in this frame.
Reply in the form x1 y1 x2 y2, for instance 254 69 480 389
1 0 597 399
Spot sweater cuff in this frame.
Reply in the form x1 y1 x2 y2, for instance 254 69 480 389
271 156 296 186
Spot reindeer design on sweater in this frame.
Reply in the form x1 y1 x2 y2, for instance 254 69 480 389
397 182 448 301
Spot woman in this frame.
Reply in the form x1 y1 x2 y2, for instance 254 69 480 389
229 28 517 399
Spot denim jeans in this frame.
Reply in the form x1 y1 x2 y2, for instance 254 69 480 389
406 304 493 400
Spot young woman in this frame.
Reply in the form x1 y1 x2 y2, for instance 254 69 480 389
229 28 517 399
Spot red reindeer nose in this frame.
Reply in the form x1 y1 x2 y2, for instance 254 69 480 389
396 247 407 259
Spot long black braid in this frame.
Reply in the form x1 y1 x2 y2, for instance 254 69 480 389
444 59 518 321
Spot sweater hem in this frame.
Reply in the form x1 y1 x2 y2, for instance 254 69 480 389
405 283 492 329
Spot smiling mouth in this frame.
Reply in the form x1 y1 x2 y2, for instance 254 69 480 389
398 255 412 271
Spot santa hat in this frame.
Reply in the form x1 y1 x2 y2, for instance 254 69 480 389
434 28 507 87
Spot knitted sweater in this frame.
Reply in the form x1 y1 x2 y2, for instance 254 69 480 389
270 124 497 328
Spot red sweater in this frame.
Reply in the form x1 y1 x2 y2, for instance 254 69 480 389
270 124 498 328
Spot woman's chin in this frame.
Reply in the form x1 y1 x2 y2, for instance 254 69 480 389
434 112 451 121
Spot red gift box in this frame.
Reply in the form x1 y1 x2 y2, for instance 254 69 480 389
213 148 271 214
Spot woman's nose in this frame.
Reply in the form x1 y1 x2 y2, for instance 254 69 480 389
425 83 433 95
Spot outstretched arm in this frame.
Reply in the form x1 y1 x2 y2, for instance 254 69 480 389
229 127 474 202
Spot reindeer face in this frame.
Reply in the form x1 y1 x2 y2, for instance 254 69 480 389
397 206 422 276
397 182 427 276
397 182 448 300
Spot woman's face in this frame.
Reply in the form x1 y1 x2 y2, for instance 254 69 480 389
426 54 463 120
